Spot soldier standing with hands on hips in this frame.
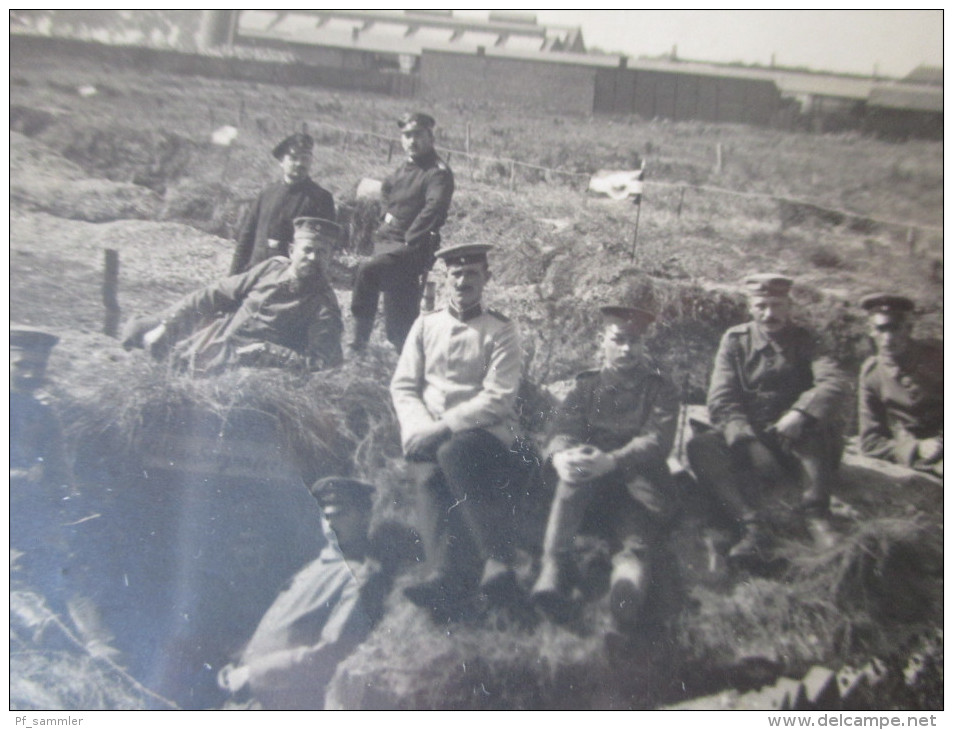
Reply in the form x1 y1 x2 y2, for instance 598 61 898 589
350 112 454 353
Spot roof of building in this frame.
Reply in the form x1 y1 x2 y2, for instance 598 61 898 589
237 9 584 56
901 64 943 86
868 83 943 112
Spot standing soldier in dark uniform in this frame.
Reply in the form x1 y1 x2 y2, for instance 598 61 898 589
350 112 455 352
857 293 942 478
686 274 850 567
530 307 680 636
10 328 75 600
229 133 336 275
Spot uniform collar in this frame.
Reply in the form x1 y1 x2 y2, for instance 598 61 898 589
601 361 651 388
282 176 312 189
750 321 792 353
406 149 437 167
447 303 482 322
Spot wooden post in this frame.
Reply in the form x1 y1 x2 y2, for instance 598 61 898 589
103 249 120 337
509 160 516 191
907 226 918 255
387 140 394 163
677 185 686 218
714 143 723 174
343 131 350 153
630 200 642 261
465 121 472 180
239 96 245 126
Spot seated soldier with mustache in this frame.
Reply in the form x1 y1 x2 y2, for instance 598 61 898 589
686 274 850 568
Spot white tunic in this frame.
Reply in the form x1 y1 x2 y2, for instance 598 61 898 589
390 305 522 453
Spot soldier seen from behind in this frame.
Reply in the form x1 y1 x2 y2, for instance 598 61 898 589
857 294 942 478
350 112 455 353
686 274 851 569
10 328 77 605
530 306 680 640
229 132 336 275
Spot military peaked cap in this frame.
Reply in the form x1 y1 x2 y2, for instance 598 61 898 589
309 476 376 509
859 293 915 315
743 273 793 298
397 112 436 132
293 216 342 242
11 328 59 352
434 243 493 267
272 132 314 160
600 306 656 335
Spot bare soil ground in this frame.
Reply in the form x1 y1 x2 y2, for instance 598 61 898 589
9 39 943 710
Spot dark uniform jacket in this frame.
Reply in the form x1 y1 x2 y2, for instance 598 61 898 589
546 363 679 477
162 257 343 375
11 391 77 593
377 150 454 246
707 321 849 447
858 339 943 467
230 178 335 275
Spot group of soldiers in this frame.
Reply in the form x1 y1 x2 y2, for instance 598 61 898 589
11 110 943 710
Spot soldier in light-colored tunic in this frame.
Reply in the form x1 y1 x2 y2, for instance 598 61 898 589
390 243 526 618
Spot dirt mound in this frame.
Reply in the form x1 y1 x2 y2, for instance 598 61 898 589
13 177 161 223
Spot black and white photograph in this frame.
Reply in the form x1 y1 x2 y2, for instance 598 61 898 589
8 9 943 718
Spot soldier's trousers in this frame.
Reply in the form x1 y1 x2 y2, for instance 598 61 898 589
686 424 842 522
408 428 524 589
540 463 674 629
351 243 430 350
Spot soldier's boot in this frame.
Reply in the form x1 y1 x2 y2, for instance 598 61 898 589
609 552 651 635
727 518 770 570
531 554 573 622
348 316 375 353
531 478 589 618
798 498 839 551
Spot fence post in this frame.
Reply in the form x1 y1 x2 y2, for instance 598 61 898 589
509 160 516 191
239 96 245 126
465 122 472 180
677 185 686 218
343 131 350 153
103 249 120 338
714 143 723 174
387 140 394 163
907 226 918 255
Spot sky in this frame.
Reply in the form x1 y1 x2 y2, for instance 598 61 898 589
455 9 943 79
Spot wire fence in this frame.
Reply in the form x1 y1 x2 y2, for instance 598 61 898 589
305 119 943 238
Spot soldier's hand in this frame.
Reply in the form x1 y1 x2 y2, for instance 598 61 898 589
772 410 809 442
916 437 943 463
218 663 250 693
553 446 615 483
142 323 168 358
405 421 451 457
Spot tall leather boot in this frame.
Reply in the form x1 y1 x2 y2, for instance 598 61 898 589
348 316 374 352
530 479 590 619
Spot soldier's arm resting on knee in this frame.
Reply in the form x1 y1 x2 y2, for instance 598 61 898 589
707 333 757 447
